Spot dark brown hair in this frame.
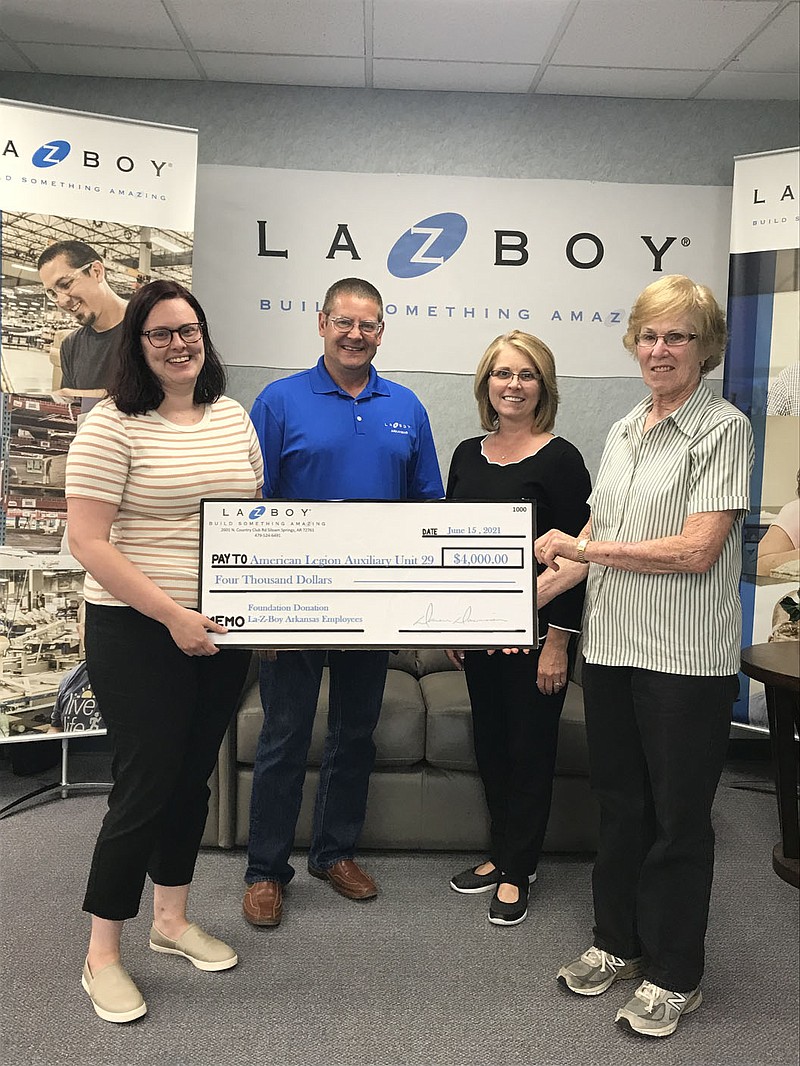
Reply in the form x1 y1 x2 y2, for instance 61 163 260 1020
109 279 225 414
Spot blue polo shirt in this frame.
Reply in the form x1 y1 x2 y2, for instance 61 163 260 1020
250 356 444 501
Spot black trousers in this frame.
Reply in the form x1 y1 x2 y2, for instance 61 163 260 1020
582 661 737 992
83 603 251 921
463 648 567 881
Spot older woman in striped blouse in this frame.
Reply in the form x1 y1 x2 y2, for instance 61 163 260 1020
534 275 754 1040
66 280 263 1024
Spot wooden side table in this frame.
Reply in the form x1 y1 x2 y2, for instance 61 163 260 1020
741 643 800 888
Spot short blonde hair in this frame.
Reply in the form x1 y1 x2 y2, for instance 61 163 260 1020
623 274 727 375
474 330 559 432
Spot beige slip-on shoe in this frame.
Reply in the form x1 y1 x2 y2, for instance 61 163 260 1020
149 923 238 971
82 958 147 1023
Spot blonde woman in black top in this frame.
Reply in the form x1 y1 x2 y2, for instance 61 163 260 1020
447 330 590 926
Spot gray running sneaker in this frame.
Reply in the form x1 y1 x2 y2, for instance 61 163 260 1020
615 980 702 1037
557 945 643 996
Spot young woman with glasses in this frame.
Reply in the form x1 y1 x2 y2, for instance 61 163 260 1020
65 280 264 1023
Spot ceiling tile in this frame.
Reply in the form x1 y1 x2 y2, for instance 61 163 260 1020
374 58 537 92
0 0 183 49
729 3 800 73
552 0 776 70
19 44 201 80
199 53 365 87
373 0 571 63
697 69 800 100
0 42 34 72
170 0 364 55
537 65 708 98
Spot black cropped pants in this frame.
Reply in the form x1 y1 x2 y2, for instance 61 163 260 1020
463 647 568 882
83 603 250 921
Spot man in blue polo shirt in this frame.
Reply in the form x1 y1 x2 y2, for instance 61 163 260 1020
243 278 443 927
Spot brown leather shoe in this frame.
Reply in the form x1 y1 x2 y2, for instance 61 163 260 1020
308 859 378 900
242 881 283 926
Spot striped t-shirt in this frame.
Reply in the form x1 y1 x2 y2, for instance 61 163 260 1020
65 396 264 607
584 382 754 676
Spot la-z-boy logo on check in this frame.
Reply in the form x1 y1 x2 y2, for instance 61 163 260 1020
245 505 310 521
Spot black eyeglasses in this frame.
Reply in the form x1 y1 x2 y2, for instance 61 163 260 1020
140 322 204 347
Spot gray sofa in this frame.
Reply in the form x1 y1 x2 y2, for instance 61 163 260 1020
203 648 599 852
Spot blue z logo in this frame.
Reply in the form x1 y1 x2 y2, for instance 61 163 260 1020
249 506 266 520
32 140 72 168
387 212 468 279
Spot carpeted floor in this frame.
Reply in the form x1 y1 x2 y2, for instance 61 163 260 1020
0 746 797 1066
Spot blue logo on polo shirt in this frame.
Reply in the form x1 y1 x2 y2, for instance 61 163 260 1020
32 140 72 168
387 212 468 279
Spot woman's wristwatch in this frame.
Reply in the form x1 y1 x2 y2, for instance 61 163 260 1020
575 536 590 564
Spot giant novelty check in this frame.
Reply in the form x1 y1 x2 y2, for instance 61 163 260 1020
200 500 537 648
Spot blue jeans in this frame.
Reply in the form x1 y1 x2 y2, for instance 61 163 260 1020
245 649 389 884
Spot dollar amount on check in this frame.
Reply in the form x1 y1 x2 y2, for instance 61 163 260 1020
200 499 537 649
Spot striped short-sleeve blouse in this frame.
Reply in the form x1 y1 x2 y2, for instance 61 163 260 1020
65 396 264 608
583 382 754 676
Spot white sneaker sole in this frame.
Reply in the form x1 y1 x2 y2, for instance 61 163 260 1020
81 975 147 1023
488 908 528 926
615 990 702 1037
149 941 238 971
449 880 499 894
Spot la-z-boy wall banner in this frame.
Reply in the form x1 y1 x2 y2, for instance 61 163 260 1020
194 165 731 379
725 146 800 728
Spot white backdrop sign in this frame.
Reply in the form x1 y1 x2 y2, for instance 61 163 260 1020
1 98 198 229
194 165 731 377
730 146 800 254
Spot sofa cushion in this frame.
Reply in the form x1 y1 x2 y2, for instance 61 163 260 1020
236 666 425 768
387 649 419 676
420 670 477 771
557 685 591 775
416 648 457 677
422 669 590 776
370 668 426 766
236 682 264 764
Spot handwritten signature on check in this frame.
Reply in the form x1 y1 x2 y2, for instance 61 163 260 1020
411 602 508 628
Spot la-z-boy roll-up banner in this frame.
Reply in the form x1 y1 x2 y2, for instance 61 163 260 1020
0 99 197 227
725 146 800 729
0 99 197 552
194 165 731 378
0 99 197 743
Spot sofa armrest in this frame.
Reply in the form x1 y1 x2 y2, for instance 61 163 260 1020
215 721 237 848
